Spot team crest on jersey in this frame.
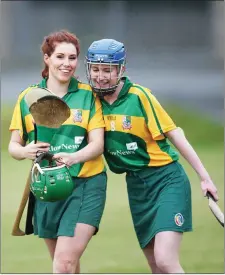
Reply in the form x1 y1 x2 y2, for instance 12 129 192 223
174 213 184 226
73 109 82 123
122 116 132 130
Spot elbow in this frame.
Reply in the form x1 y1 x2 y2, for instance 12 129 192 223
99 141 104 155
8 149 21 161
8 149 17 160
97 139 104 155
8 143 14 158
8 142 25 161
88 137 104 156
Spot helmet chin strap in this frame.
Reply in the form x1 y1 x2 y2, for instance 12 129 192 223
35 151 54 164
92 85 118 98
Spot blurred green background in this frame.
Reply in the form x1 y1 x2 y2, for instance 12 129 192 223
2 104 224 274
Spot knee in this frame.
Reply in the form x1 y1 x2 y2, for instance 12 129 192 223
53 245 84 273
154 255 170 273
53 254 76 273
147 255 157 268
148 261 159 274
154 251 180 273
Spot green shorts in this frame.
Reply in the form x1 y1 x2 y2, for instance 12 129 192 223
33 172 107 238
126 161 192 249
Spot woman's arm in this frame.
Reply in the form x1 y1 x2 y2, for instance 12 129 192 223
53 128 104 166
72 127 104 163
8 130 50 161
165 127 218 200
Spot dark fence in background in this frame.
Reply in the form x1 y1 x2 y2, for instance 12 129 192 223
1 1 223 121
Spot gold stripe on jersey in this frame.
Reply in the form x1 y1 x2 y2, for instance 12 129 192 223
144 136 175 166
89 98 105 132
78 155 105 177
24 114 35 133
9 86 38 139
129 86 176 140
104 114 174 166
64 109 90 128
78 83 92 92
24 107 104 134
104 114 150 140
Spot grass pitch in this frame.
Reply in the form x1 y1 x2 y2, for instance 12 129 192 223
1 104 224 273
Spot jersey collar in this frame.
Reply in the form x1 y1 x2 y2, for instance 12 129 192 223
38 77 79 93
101 76 133 107
117 76 133 99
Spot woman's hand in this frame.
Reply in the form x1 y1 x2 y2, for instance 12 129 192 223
8 130 50 161
200 178 219 201
53 152 76 167
23 141 50 160
53 128 104 166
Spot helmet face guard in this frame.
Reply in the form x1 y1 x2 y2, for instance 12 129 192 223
85 39 126 97
31 152 74 202
85 62 125 97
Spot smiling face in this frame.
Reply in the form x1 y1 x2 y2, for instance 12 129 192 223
89 63 119 89
44 42 78 84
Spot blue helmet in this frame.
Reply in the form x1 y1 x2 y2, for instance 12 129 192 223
85 39 126 97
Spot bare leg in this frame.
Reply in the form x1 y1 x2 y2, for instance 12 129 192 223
53 223 95 273
154 231 184 274
44 238 57 260
143 238 164 274
44 238 80 273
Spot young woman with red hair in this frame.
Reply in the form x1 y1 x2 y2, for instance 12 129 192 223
9 30 107 274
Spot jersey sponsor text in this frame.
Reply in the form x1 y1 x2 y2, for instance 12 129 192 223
50 144 80 152
107 149 136 156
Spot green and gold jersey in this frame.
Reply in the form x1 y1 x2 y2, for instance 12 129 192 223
9 77 106 178
102 77 179 174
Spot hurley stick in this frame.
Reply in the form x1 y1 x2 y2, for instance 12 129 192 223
11 87 70 236
11 171 33 236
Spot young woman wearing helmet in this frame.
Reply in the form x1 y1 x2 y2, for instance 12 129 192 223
85 39 218 273
8 30 107 274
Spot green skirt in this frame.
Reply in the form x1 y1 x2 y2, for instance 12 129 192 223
126 161 192 248
33 172 107 238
